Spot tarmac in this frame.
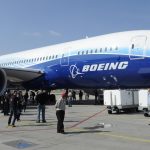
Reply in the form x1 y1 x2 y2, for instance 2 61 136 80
0 103 150 150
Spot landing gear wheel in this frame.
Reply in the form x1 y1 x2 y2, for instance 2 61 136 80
144 113 149 117
108 110 112 114
116 108 120 114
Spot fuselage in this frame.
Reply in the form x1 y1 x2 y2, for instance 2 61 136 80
0 30 150 89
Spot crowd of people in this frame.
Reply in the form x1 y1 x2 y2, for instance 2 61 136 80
0 89 54 126
0 89 99 133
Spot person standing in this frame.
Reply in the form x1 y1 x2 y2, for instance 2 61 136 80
3 95 8 116
68 90 72 107
94 89 98 105
36 90 47 123
3 90 11 116
17 91 23 121
72 90 76 101
8 91 19 127
22 97 27 112
30 91 35 105
85 93 89 100
55 93 66 134
79 90 83 100
23 90 28 108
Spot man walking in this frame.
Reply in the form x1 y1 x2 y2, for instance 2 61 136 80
8 91 19 127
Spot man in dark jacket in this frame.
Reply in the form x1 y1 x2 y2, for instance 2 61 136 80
3 91 11 116
36 90 47 123
8 91 19 127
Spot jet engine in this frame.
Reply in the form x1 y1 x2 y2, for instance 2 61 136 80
0 69 7 95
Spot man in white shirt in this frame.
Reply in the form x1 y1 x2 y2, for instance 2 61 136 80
55 92 66 134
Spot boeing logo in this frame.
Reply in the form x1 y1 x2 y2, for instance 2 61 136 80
70 61 128 79
82 61 128 72
70 65 84 79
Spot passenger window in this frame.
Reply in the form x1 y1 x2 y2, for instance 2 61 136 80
49 56 51 60
90 50 93 54
105 47 107 51
95 49 97 53
131 44 134 49
100 48 102 53
78 51 80 55
115 46 118 50
56 55 58 58
82 51 84 55
86 50 88 55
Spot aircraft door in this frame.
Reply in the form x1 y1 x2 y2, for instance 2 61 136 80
129 35 147 60
60 48 70 66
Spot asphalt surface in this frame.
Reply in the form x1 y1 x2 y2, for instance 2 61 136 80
0 104 150 150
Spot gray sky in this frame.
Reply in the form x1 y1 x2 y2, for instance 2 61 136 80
0 0 150 55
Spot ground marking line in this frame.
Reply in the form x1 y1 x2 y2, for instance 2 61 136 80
67 108 107 129
98 132 150 143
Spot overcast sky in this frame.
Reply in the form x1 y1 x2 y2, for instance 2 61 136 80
0 0 150 55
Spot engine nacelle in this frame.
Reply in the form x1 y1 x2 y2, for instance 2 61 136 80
0 69 7 95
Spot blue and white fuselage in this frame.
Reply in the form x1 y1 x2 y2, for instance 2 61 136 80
0 30 150 93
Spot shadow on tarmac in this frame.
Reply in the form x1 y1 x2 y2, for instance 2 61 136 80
110 111 144 115
19 123 55 127
21 113 37 116
65 130 110 134
64 120 79 123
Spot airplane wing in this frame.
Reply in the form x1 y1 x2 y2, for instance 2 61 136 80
2 67 44 83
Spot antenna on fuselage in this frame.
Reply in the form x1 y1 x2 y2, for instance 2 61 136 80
85 35 89 39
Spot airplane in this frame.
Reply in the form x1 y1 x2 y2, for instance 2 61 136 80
0 30 150 95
